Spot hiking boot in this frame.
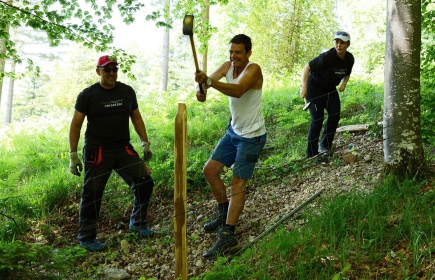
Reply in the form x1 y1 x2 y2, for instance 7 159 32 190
318 146 333 157
79 240 105 251
312 155 328 164
202 226 241 259
129 225 154 238
204 202 229 233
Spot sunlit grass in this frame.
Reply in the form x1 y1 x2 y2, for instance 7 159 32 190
199 178 435 279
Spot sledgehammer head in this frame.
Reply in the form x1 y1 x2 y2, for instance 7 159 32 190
182 15 194 35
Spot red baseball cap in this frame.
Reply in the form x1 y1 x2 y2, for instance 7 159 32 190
96 55 118 67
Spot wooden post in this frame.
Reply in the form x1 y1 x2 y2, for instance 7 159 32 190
174 102 187 280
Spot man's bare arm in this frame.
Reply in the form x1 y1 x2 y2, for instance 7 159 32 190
300 63 310 99
195 61 230 102
339 75 350 92
196 62 263 98
69 110 86 152
130 108 149 143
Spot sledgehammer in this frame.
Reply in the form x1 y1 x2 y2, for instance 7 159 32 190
182 14 204 94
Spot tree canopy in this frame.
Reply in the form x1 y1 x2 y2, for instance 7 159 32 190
0 0 227 79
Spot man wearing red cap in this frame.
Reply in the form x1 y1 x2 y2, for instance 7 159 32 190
300 31 355 161
68 55 154 251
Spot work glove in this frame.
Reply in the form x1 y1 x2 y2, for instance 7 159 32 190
142 141 153 161
69 151 83 176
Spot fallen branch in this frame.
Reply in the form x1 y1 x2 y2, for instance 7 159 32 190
336 124 368 133
0 211 23 233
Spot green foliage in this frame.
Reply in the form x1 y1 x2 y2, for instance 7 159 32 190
339 0 386 77
0 120 81 241
367 121 383 140
170 0 229 55
262 87 308 148
332 264 351 280
419 2 435 148
220 0 339 75
201 256 251 280
339 80 383 125
0 240 87 279
421 1 435 85
420 85 435 147
0 0 140 76
0 0 232 81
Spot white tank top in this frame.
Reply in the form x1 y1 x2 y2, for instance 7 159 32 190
226 62 266 138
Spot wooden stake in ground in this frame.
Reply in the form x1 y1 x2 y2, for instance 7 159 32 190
174 103 187 280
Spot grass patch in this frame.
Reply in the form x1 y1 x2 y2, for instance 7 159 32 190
0 240 87 279
199 177 435 279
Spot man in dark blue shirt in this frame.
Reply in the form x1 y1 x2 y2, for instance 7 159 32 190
300 31 355 159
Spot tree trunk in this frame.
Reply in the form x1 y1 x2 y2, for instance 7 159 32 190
4 61 15 124
202 0 210 73
0 0 12 110
0 38 5 106
159 0 170 92
383 0 424 178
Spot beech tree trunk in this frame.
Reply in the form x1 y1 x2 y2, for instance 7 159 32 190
383 0 424 177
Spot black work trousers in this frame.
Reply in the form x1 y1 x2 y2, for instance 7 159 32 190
78 144 154 242
306 85 341 158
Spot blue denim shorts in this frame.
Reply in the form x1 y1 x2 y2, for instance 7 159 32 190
210 125 266 179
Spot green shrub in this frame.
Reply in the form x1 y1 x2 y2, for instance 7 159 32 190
0 240 87 279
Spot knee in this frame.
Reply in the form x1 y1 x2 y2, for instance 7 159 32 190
203 163 220 181
310 119 324 130
138 175 154 189
202 164 214 180
328 112 340 122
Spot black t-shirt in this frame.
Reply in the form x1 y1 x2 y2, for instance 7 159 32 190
308 48 355 89
75 82 138 149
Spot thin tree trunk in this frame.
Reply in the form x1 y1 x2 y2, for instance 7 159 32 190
383 0 424 177
159 0 170 92
0 0 12 109
202 0 210 73
0 38 5 106
4 61 15 124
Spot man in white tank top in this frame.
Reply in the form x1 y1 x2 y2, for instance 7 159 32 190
195 34 267 259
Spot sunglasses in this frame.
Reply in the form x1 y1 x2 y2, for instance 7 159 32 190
335 31 349 37
98 67 119 73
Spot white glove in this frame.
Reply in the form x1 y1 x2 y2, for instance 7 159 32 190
142 142 153 161
69 151 83 176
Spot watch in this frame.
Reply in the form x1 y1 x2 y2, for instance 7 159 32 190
206 77 212 87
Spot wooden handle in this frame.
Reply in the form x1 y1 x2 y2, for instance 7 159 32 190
189 35 200 71
189 35 204 94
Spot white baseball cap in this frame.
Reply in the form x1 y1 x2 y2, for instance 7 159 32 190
334 31 351 42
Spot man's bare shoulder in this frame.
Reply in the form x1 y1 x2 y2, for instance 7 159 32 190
247 62 262 72
219 61 232 72
212 61 232 78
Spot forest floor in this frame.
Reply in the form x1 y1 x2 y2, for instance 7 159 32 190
30 130 395 279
